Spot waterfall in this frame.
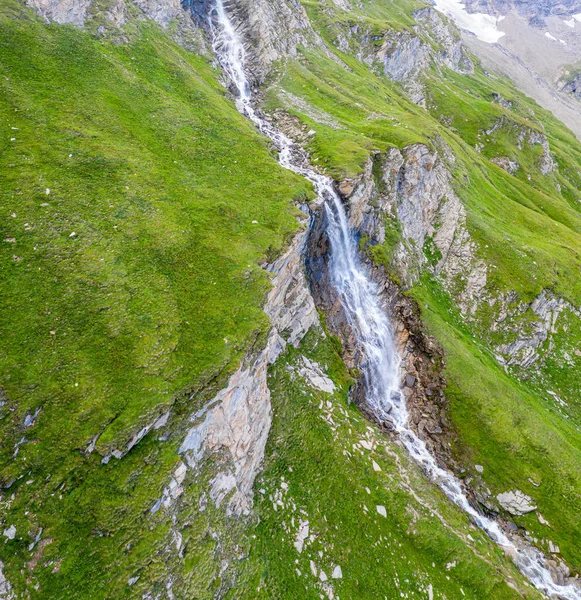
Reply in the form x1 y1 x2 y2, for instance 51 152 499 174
208 1 581 597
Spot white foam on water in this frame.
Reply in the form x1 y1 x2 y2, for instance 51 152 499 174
209 1 581 597
432 0 505 43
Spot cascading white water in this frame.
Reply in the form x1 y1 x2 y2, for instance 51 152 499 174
209 2 581 597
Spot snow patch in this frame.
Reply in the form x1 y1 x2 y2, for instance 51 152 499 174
432 0 505 43
545 32 557 41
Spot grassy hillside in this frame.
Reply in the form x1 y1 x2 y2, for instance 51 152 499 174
0 1 310 595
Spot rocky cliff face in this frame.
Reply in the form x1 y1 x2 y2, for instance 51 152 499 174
26 0 92 26
305 148 457 467
465 0 581 25
25 0 194 30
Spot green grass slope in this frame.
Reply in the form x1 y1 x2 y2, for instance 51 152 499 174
0 2 310 595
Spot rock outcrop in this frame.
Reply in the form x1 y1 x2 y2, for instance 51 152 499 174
25 0 200 35
198 0 322 86
26 0 92 26
178 224 318 516
354 144 487 315
561 72 581 101
379 33 430 106
480 115 556 176
414 8 474 75
495 289 581 368
497 490 537 515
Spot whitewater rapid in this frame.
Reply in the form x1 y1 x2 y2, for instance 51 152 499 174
208 1 581 597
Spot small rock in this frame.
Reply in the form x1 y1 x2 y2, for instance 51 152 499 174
319 570 328 582
475 464 484 473
3 525 16 540
537 513 550 527
294 521 309 554
339 180 355 198
376 505 387 518
405 375 416 387
174 462 187 485
497 490 536 516
372 460 381 472
332 565 342 579
310 560 317 577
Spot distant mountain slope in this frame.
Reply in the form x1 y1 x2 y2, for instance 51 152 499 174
433 0 581 140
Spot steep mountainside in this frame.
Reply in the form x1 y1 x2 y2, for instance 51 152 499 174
434 0 581 141
2 0 581 598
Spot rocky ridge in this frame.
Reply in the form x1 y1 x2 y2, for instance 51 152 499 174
177 223 318 517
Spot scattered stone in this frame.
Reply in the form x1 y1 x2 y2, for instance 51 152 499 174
376 505 387 518
537 513 550 527
319 570 328 582
372 460 381 472
174 462 187 485
294 521 310 554
475 464 484 473
299 357 335 393
332 565 342 579
548 540 560 554
405 375 416 387
497 490 537 516
310 560 317 577
3 526 16 540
